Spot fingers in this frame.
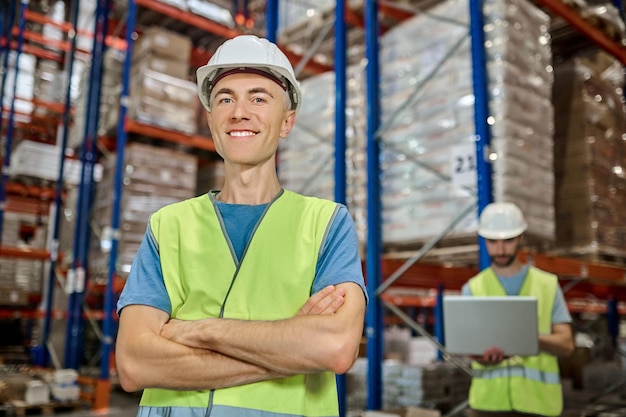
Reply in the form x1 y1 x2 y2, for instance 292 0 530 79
297 285 346 316
482 346 505 364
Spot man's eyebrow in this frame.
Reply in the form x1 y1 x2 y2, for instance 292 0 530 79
213 87 235 96
248 87 274 97
213 87 274 98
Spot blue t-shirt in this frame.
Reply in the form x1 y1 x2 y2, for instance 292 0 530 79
117 195 368 315
461 265 572 325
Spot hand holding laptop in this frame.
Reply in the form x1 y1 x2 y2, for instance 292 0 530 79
470 346 510 365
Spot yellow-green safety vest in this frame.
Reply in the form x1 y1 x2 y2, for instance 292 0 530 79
467 266 563 416
140 190 340 417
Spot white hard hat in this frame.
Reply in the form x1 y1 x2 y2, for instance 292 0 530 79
196 35 302 113
478 202 527 240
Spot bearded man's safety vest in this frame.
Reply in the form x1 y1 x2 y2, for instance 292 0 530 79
467 267 563 416
139 190 340 417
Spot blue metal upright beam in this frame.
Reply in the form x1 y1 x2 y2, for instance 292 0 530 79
364 0 383 411
64 0 110 370
0 0 27 247
101 0 136 380
35 0 82 367
469 0 493 270
266 0 279 43
334 3 348 415
334 1 347 208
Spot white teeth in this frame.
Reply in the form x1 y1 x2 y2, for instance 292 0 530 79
229 131 255 137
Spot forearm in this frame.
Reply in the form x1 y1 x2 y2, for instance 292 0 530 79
116 307 285 392
201 315 353 374
164 284 365 375
539 323 575 357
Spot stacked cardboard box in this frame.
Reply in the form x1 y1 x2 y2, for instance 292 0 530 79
347 358 470 412
0 212 48 304
278 62 368 243
553 51 626 254
3 52 36 122
94 27 197 140
129 27 197 135
89 143 198 280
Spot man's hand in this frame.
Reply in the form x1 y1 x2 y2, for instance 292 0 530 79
297 285 346 316
471 346 507 366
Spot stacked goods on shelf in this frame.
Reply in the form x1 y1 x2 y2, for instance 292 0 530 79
129 27 196 135
347 358 471 412
9 140 99 186
379 0 554 246
89 143 198 281
553 50 626 256
3 52 36 123
0 212 47 307
96 27 200 141
279 0 554 249
278 62 368 243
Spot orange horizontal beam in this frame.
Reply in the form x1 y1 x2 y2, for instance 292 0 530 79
13 27 69 52
136 0 241 39
6 182 57 199
534 0 626 65
125 119 216 152
0 38 63 62
381 292 437 307
380 259 477 290
0 246 49 260
520 252 626 284
25 9 73 33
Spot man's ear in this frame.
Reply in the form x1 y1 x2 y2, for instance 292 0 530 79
279 110 296 139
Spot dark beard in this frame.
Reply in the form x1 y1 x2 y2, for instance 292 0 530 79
490 253 517 268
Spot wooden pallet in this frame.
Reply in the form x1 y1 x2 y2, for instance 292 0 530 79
8 401 82 417
550 245 626 268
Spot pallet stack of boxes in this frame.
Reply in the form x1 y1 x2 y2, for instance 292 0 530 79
553 50 626 256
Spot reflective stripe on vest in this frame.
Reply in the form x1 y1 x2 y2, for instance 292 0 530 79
138 405 339 417
467 267 563 416
473 363 560 384
140 190 340 417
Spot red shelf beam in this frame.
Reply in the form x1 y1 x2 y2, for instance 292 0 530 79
124 119 216 152
0 246 49 260
135 0 241 39
534 0 626 65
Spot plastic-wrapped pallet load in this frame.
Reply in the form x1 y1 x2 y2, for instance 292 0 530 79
379 0 554 246
346 358 470 412
89 143 198 281
280 0 554 250
278 61 368 244
553 50 626 255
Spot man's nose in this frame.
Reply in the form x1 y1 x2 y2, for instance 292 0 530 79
231 101 249 119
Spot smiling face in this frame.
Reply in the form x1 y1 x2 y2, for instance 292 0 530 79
206 72 295 168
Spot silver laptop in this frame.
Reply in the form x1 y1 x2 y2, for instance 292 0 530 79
443 295 539 356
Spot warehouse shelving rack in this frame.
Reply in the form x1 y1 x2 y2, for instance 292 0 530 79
0 0 86 372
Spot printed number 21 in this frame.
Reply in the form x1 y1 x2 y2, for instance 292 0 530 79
455 154 475 174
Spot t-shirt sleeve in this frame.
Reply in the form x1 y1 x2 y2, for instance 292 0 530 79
116 223 172 316
552 284 572 324
312 205 368 304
